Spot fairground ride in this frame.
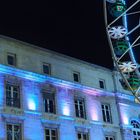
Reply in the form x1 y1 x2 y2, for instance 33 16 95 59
103 0 140 102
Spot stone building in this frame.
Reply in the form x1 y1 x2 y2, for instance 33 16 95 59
0 35 139 140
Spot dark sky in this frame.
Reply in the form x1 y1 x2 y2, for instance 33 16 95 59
0 1 137 69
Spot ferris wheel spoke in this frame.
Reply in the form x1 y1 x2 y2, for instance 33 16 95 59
104 0 140 102
107 0 140 27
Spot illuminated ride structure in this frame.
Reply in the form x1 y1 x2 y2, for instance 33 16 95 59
103 0 140 102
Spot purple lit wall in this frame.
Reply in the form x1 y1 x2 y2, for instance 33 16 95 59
119 103 130 125
56 88 72 116
22 81 40 111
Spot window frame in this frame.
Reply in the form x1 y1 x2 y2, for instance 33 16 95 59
6 123 22 140
42 62 51 75
44 128 58 140
7 53 16 66
73 71 80 83
99 79 106 89
105 135 115 140
74 97 86 119
43 92 56 114
131 120 140 140
77 132 89 140
5 82 21 108
101 103 112 123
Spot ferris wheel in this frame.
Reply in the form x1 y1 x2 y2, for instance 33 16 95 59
103 0 140 102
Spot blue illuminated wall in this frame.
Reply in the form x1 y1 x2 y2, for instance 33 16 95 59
22 80 40 111
24 115 43 140
0 74 4 107
0 63 136 140
57 88 73 117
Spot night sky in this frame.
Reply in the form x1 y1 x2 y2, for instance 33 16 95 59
0 1 139 69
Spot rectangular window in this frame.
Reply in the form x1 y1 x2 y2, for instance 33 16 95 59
43 92 55 114
99 79 105 89
73 71 80 82
77 132 88 140
7 53 16 66
6 83 20 108
133 130 140 140
45 128 57 140
102 104 112 123
43 63 51 75
105 135 115 140
7 123 22 140
74 98 86 119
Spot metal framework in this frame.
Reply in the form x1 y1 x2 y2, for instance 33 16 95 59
103 0 140 102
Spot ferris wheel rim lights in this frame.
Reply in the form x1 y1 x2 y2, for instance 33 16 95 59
118 61 137 73
108 26 127 39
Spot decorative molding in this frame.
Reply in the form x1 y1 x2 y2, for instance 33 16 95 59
41 83 56 93
75 118 89 125
0 64 114 96
5 75 21 85
42 113 58 121
2 107 24 116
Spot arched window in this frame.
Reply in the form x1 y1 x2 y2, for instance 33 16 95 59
131 120 140 140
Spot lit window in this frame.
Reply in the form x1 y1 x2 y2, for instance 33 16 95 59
77 132 89 140
43 92 55 114
74 98 86 119
101 104 112 123
7 53 16 66
6 82 20 108
45 128 57 140
99 79 106 89
43 63 51 75
105 135 115 140
7 123 22 140
73 71 80 82
131 120 140 140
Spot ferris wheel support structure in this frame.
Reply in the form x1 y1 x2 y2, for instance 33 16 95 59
103 0 140 102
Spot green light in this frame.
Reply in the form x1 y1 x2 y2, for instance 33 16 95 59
116 5 124 12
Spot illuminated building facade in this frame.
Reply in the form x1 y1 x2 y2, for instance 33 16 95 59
0 35 139 140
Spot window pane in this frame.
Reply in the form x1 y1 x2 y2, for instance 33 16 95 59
46 136 50 140
137 131 140 136
43 64 50 74
52 137 56 140
45 129 57 140
77 133 88 140
49 100 54 113
99 80 105 89
7 55 14 65
102 110 106 122
83 134 87 140
78 133 81 139
73 73 79 82
133 131 136 135
7 124 21 140
44 93 55 114
75 99 85 118
73 72 80 82
6 84 20 108
51 130 56 136
102 104 111 123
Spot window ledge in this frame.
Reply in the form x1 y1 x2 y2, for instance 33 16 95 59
42 113 58 121
2 107 23 116
75 118 89 125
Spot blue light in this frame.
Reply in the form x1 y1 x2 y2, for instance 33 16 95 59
122 0 136 63
0 75 4 107
28 98 36 110
0 64 111 97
